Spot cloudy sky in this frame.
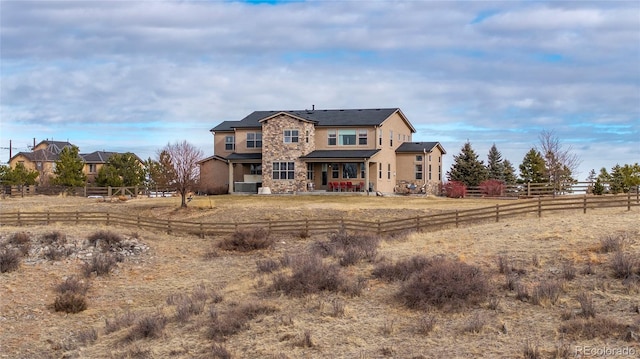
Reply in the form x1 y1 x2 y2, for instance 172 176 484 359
1 0 638 179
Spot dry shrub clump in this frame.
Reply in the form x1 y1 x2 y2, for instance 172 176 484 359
7 232 31 256
0 248 21 273
599 232 629 253
87 230 123 251
53 275 90 314
372 255 431 282
396 257 489 311
531 280 563 306
104 311 137 334
271 253 364 297
82 253 118 277
610 251 637 280
124 313 168 342
559 317 638 341
312 231 380 266
218 228 273 252
41 231 67 245
207 300 278 341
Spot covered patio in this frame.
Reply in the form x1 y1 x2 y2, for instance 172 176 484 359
300 149 380 193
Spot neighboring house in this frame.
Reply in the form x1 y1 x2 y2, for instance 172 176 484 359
8 140 136 185
204 108 446 194
80 151 118 183
8 140 74 185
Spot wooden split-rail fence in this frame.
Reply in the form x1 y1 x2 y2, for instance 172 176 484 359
0 194 637 238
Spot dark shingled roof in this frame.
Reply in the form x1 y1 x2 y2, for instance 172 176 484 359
80 151 117 163
396 142 446 154
225 153 262 161
211 108 413 132
300 149 380 160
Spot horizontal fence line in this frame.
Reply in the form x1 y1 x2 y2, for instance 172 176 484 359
0 194 637 237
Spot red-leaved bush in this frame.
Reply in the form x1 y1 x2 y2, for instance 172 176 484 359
442 181 467 198
479 179 505 197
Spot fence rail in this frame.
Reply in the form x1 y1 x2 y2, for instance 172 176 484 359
1 194 637 237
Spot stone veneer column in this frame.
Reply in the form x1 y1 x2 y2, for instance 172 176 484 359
261 114 315 193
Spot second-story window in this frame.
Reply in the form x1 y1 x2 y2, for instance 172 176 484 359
378 129 383 146
284 129 299 143
328 130 337 146
89 164 96 173
415 164 423 180
358 130 368 145
225 135 235 151
246 132 262 148
389 130 393 147
338 130 356 145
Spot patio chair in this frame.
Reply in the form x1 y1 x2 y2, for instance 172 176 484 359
346 182 353 192
339 182 347 192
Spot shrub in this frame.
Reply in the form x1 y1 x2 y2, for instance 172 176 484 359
372 255 431 282
76 328 98 346
562 262 576 281
312 231 380 266
125 313 167 341
271 253 361 297
41 231 67 245
559 317 638 341
8 232 31 256
461 313 486 334
54 292 88 313
396 257 489 311
576 292 596 318
256 258 281 273
297 330 314 348
417 315 437 334
523 341 541 359
0 248 21 273
55 276 89 295
104 311 137 334
479 179 505 197
442 181 467 198
218 228 273 252
210 343 232 359
207 301 277 341
599 233 628 253
610 251 636 279
87 230 123 251
82 253 117 277
531 280 562 306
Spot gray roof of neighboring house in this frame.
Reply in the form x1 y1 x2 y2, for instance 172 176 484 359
299 149 381 160
211 108 413 132
37 140 74 154
12 149 60 162
80 151 117 163
396 142 446 154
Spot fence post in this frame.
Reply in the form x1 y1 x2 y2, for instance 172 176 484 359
340 217 345 232
76 211 79 225
377 220 381 236
305 219 309 234
583 195 587 214
167 220 172 234
416 216 420 231
137 215 141 228
200 222 204 238
495 204 499 222
84 186 87 197
537 197 542 217
17 210 21 226
455 210 459 228
628 192 631 211
47 211 50 225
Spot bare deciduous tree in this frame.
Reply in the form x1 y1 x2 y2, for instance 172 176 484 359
537 130 581 194
161 141 203 208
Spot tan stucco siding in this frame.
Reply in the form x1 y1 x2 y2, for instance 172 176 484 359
199 159 230 194
233 128 263 153
213 131 235 156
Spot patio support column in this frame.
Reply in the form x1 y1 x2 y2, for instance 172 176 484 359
228 161 234 194
364 159 370 193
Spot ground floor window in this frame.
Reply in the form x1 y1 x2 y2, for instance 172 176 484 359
273 162 294 180
387 164 391 179
250 164 262 175
332 163 339 178
307 163 314 180
360 163 366 179
379 163 382 179
342 163 358 179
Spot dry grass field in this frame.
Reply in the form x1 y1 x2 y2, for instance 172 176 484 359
1 194 639 359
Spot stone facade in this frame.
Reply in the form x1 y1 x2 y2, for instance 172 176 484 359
261 114 316 193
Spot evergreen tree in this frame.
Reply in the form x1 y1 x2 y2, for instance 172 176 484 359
486 143 505 181
96 153 145 187
4 163 39 186
502 159 517 185
518 148 546 183
446 141 488 187
149 150 176 189
609 163 640 194
53 146 87 186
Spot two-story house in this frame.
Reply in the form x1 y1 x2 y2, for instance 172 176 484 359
8 140 136 185
200 108 445 194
